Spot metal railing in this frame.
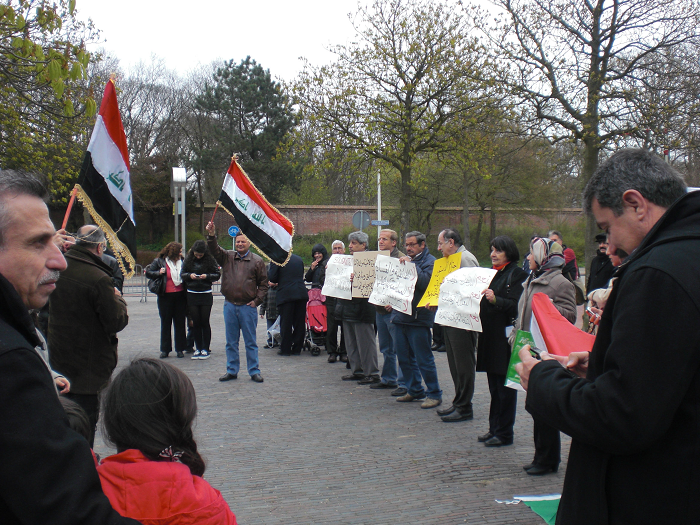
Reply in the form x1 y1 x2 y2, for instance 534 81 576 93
125 265 222 302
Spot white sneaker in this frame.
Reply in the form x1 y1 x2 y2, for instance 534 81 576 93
199 349 210 359
191 350 201 360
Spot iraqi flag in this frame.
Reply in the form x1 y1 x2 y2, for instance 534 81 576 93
217 158 294 265
530 293 595 356
75 79 136 277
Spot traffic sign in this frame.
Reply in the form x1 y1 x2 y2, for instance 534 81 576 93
352 210 371 230
228 226 240 237
371 220 389 226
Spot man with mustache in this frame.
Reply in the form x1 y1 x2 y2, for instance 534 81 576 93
0 170 139 524
49 224 129 447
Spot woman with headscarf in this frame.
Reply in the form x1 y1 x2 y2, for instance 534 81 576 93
512 237 577 475
181 240 221 360
476 236 528 447
146 242 187 359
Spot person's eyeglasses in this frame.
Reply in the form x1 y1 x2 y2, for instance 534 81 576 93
405 242 419 248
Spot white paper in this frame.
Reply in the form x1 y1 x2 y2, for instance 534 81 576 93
321 254 353 300
368 255 418 315
435 267 498 332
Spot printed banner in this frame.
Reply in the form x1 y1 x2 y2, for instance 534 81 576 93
351 250 388 298
435 267 497 331
321 254 354 300
417 252 462 308
368 255 418 315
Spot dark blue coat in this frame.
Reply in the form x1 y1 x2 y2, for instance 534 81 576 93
391 246 436 327
268 254 308 306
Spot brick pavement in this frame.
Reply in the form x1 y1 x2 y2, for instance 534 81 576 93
95 295 571 524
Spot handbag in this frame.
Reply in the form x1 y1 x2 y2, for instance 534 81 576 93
147 276 164 294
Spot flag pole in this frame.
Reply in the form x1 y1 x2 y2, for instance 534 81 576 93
211 154 239 224
61 186 78 230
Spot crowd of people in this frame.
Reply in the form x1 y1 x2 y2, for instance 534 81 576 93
2 147 700 524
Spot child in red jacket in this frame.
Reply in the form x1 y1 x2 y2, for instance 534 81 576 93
97 358 237 525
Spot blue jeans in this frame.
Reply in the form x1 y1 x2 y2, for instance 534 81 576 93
224 301 260 377
393 323 442 399
376 312 404 387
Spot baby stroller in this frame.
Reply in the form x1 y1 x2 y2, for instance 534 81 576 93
304 288 327 356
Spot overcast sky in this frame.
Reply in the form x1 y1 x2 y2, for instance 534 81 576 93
76 0 361 82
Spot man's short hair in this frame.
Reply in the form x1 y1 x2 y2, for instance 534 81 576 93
547 230 563 241
380 229 398 243
348 231 368 247
583 148 687 215
0 170 48 248
405 231 426 245
441 228 463 247
332 239 345 249
75 226 106 249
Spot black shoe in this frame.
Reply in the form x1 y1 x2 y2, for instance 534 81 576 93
277 351 291 356
176 351 185 358
435 345 446 352
525 464 558 476
391 387 408 397
478 432 494 443
523 462 537 471
339 354 348 363
342 373 365 381
484 436 513 447
369 382 398 390
159 352 169 359
358 375 381 385
251 373 264 383
441 410 474 422
436 405 455 417
219 373 238 382
328 354 337 363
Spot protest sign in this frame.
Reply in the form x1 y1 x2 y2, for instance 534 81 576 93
351 250 388 298
435 267 497 331
321 254 353 300
368 255 418 314
417 252 462 308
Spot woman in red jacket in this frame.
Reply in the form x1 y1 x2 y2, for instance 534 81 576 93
97 358 237 525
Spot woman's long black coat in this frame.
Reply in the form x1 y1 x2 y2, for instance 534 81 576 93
476 262 527 375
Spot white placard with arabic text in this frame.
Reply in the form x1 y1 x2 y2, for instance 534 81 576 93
368 255 418 315
435 267 497 331
321 254 354 300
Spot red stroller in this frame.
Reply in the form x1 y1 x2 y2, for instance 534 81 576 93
304 288 327 356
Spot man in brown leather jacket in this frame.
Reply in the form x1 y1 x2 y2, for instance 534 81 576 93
206 221 268 383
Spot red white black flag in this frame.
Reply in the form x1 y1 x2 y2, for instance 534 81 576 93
75 79 136 277
217 158 294 265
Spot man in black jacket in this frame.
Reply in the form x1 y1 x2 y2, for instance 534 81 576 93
0 170 139 524
517 149 700 524
585 232 614 295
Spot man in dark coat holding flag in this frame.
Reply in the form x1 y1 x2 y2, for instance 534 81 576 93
517 148 700 524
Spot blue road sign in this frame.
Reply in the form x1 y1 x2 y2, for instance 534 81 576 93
228 226 240 237
371 220 390 226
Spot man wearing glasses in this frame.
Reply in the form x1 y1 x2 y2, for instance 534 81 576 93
391 231 442 409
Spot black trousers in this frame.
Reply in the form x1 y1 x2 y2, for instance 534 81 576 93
444 326 476 412
487 373 518 441
432 323 444 346
533 416 561 467
187 292 213 351
326 308 346 355
157 291 187 354
278 299 307 355
63 392 99 448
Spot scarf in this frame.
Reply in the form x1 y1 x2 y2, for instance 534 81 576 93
530 237 565 276
166 258 183 287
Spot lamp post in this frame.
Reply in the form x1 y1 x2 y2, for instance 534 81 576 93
171 167 187 252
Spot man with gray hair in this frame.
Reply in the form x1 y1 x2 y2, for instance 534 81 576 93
0 171 139 523
49 224 129 447
336 231 380 383
392 231 442 408
517 149 699 524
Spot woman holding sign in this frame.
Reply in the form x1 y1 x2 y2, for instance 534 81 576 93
476 236 527 446
511 237 576 475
